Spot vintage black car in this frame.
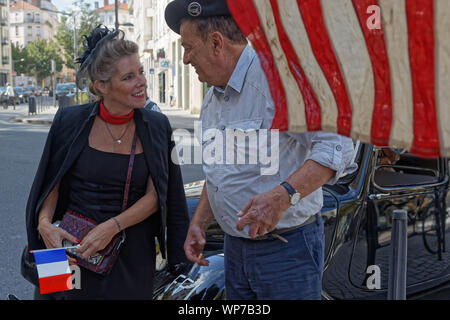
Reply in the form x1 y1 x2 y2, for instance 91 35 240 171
153 142 450 300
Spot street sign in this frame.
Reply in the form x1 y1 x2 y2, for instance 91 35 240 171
160 59 170 69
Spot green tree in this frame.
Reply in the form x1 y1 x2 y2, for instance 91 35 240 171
11 41 63 82
55 0 101 69
26 40 64 83
11 43 30 75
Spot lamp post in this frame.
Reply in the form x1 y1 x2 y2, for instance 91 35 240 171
115 2 134 30
40 7 79 104
115 0 119 30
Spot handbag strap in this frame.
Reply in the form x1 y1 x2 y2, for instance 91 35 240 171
122 131 138 212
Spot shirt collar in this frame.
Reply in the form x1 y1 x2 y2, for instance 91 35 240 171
214 45 256 94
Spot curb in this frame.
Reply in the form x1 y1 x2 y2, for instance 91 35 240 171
10 117 196 132
10 117 53 125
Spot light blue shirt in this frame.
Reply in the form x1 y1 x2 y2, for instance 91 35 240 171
199 45 356 238
144 99 161 112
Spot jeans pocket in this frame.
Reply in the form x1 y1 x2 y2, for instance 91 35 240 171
302 229 324 274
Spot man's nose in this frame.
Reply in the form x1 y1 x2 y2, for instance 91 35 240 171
183 51 190 65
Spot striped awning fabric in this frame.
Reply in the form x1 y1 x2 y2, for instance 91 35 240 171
226 0 450 158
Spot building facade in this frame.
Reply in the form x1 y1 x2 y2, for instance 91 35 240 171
9 0 58 48
8 0 60 87
0 0 11 86
130 0 205 114
95 0 134 38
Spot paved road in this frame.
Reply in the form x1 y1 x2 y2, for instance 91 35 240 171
0 104 204 300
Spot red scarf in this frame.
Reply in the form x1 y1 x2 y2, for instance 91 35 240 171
99 101 134 124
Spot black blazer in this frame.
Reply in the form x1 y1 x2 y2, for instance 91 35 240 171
25 101 189 267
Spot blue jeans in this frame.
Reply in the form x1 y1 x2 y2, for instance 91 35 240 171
224 215 324 300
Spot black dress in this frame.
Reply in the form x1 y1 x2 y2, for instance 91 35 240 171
62 143 159 300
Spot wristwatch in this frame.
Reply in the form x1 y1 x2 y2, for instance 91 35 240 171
280 181 301 206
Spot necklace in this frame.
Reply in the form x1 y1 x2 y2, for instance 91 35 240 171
104 120 131 150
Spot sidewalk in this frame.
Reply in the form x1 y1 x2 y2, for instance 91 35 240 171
8 102 199 132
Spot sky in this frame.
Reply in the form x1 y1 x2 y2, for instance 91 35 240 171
53 0 98 12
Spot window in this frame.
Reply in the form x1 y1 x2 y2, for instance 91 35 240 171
15 26 19 36
27 26 32 36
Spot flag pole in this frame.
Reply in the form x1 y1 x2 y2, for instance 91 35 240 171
29 245 81 253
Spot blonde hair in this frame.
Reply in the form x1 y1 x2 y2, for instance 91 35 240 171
87 39 139 97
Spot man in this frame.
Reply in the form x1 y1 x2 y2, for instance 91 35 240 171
144 90 161 112
4 83 15 110
165 0 356 299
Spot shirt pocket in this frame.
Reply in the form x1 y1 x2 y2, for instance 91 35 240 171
224 119 263 166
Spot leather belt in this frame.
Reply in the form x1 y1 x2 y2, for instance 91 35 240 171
250 214 317 243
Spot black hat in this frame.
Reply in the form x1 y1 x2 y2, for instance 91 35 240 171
165 0 231 34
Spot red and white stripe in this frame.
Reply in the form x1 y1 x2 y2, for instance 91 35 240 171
227 0 450 158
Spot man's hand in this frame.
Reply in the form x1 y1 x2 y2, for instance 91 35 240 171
184 224 210 266
236 185 291 238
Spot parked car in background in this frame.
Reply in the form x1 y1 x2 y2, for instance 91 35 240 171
23 86 34 102
14 87 25 104
0 87 7 104
24 85 42 97
34 86 42 96
55 82 76 101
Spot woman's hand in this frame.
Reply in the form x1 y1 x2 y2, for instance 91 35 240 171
37 220 79 265
76 219 118 259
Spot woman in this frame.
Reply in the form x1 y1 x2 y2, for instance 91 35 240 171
24 26 189 299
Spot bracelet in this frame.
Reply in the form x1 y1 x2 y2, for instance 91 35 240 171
112 217 122 232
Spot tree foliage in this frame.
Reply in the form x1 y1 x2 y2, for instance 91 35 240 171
11 43 29 75
26 40 64 81
11 40 64 83
55 0 101 69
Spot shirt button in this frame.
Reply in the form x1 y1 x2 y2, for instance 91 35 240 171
336 145 342 151
224 96 230 102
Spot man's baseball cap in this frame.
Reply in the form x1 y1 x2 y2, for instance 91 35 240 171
165 0 231 34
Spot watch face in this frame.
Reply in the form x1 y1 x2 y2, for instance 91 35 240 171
291 193 301 205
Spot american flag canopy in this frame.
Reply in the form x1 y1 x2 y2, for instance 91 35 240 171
226 0 450 158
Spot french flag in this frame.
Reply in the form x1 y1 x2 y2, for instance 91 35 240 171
32 248 73 295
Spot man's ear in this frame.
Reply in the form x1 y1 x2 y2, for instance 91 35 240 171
210 32 224 54
94 79 108 96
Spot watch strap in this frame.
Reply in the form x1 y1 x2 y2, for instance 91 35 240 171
280 181 297 196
